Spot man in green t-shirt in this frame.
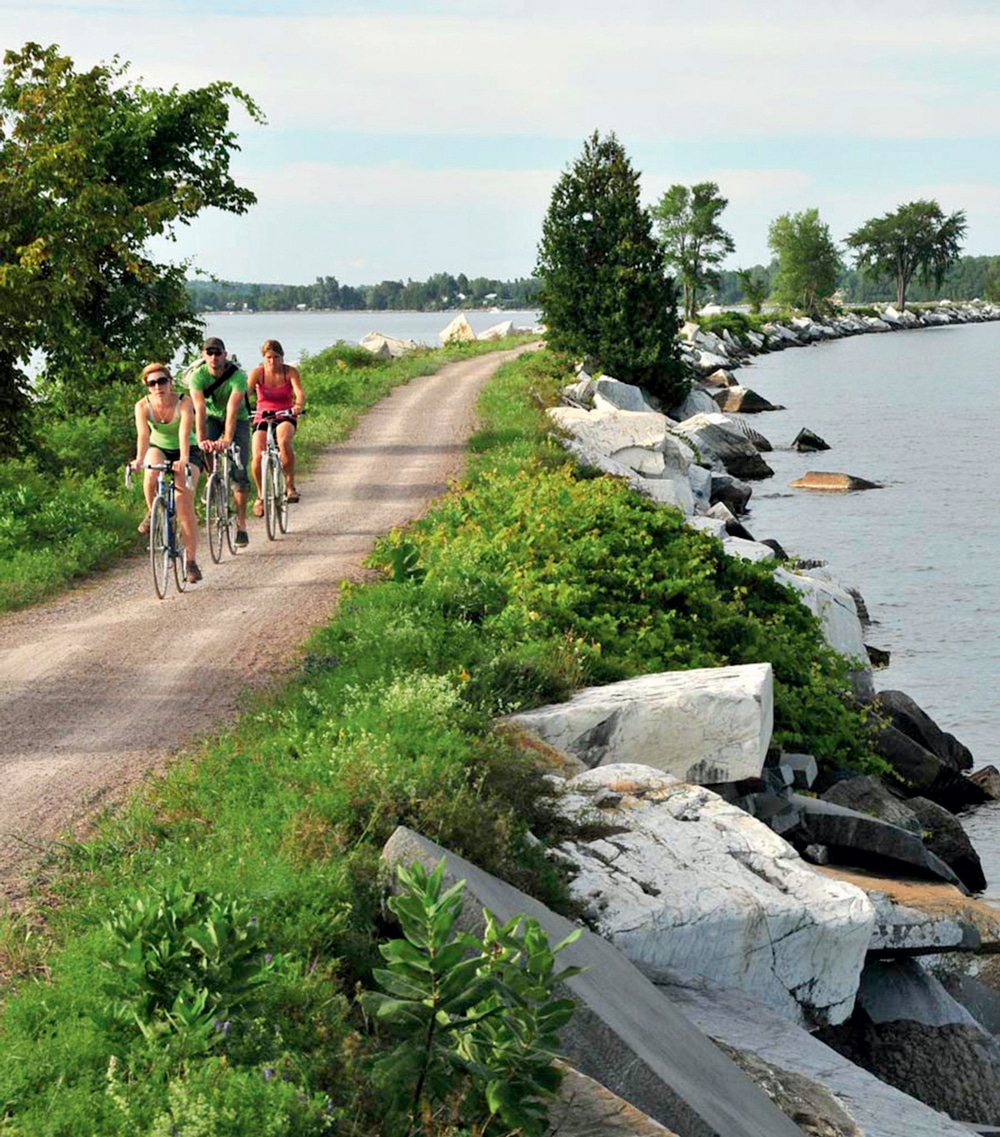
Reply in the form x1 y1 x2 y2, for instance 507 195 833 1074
188 336 251 546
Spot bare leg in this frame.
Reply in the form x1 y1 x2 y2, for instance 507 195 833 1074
175 469 199 564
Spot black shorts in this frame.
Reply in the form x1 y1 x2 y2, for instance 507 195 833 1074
206 417 251 487
155 447 205 472
253 412 297 434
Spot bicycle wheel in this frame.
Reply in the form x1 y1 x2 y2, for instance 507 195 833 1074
172 509 188 593
149 499 170 599
205 473 226 564
263 455 278 541
223 473 237 555
276 463 289 534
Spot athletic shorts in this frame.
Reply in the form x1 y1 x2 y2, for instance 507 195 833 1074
252 411 297 435
206 416 251 487
149 447 204 472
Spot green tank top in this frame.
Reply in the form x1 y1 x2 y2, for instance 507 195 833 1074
147 394 198 452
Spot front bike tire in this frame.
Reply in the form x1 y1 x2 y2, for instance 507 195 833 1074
173 510 189 593
263 456 279 541
205 473 226 564
150 499 170 599
276 463 289 534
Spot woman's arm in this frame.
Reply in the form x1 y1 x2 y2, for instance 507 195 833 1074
133 399 150 469
247 365 261 406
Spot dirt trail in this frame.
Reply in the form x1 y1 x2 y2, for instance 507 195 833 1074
0 345 534 896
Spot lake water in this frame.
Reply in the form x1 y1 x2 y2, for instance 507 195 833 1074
735 321 1000 900
193 309 542 369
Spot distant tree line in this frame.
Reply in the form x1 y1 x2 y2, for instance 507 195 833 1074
712 255 1000 308
185 272 542 313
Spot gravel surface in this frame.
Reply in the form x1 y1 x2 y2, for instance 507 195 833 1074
0 345 536 898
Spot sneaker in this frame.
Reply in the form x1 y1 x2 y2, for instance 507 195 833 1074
234 529 249 548
186 560 203 584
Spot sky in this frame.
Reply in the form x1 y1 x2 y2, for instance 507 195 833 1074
6 0 1000 287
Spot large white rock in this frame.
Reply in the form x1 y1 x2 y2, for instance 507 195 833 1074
670 387 719 420
593 376 655 413
773 566 867 665
547 407 670 465
359 331 419 358
478 319 514 340
438 313 477 344
506 663 773 784
555 765 874 1025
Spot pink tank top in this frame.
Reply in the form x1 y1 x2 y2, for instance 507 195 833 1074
254 365 294 419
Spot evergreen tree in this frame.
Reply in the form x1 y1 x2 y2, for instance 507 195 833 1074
535 131 686 405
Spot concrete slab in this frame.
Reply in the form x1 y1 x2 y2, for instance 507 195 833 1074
382 826 804 1137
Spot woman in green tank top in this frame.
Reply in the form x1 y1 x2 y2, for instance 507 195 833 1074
131 362 204 584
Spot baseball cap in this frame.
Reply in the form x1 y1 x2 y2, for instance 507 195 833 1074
202 336 226 352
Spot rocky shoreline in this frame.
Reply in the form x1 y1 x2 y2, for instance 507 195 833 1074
383 303 1000 1135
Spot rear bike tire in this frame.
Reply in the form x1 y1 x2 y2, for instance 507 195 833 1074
223 473 237 555
173 508 188 593
263 455 279 541
276 463 289 534
205 473 226 564
150 499 170 599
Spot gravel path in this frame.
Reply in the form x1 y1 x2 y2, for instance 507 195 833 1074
0 345 535 897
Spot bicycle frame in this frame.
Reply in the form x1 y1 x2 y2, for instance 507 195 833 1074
257 412 294 541
204 442 243 561
128 460 189 598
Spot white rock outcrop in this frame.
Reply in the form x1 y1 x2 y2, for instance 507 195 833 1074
774 566 867 665
555 764 874 1025
438 313 477 344
479 319 514 340
506 663 773 784
359 331 419 358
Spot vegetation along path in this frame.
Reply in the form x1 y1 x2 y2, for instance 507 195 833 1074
0 344 536 895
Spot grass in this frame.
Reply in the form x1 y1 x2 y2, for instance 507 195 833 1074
0 340 878 1134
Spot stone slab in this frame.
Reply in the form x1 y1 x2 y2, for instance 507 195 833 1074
382 826 805 1137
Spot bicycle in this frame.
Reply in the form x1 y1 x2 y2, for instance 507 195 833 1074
126 461 191 598
203 441 243 563
257 410 302 541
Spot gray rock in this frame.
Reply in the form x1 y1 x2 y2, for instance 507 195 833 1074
712 385 784 413
381 826 805 1137
874 690 974 773
792 427 831 452
787 795 966 890
905 796 986 893
821 775 923 836
780 753 818 790
709 472 752 514
664 977 976 1136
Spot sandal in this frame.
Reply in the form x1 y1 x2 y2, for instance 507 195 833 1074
286 489 301 504
138 512 151 534
252 500 264 518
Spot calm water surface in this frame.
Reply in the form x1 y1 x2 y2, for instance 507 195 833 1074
194 309 542 369
737 321 1000 899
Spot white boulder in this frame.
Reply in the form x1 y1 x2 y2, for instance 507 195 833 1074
438 313 477 344
506 663 773 784
555 765 874 1025
479 319 514 340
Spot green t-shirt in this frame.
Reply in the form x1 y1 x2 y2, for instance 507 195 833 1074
187 361 250 422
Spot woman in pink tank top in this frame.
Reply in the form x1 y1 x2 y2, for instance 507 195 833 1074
248 338 305 515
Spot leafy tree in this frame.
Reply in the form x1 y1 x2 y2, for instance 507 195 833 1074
535 130 686 405
0 42 263 452
767 209 842 316
651 181 735 322
845 199 967 311
735 266 769 314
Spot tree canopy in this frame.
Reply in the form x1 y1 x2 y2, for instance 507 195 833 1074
767 209 841 316
535 131 685 405
0 42 263 452
651 182 735 322
845 199 967 311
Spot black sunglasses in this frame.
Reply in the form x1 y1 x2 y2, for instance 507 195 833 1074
205 348 224 356
146 376 170 387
